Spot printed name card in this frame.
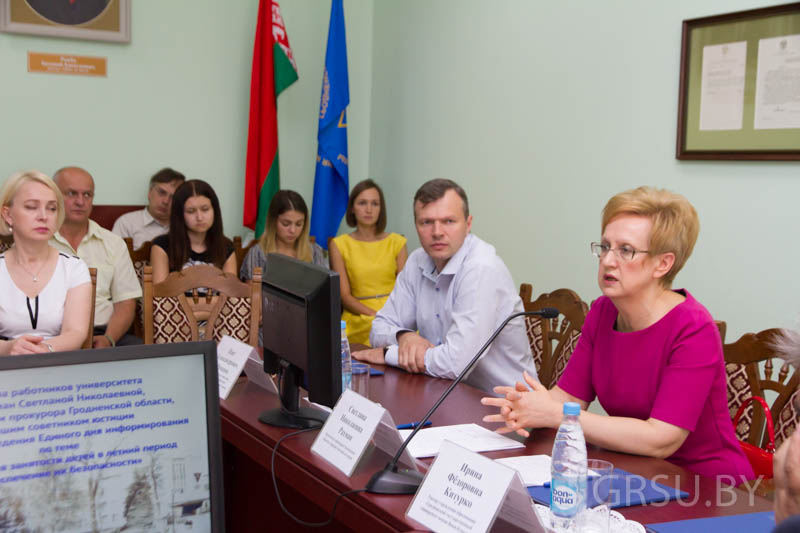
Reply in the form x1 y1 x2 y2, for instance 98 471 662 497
216 336 256 400
406 440 547 533
244 355 279 395
311 388 410 477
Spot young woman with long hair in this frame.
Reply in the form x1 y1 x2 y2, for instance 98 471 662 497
150 179 236 283
239 189 327 281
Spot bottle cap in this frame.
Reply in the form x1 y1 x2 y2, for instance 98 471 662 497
563 402 581 416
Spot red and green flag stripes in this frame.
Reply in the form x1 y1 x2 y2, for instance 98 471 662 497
243 0 298 237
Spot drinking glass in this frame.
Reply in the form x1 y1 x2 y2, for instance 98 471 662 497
350 362 370 397
581 459 615 533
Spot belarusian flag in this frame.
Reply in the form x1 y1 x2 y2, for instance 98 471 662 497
243 0 298 237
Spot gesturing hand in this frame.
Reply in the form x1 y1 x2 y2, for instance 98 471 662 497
481 371 559 437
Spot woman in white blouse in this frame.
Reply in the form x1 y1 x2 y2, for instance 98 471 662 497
0 171 92 355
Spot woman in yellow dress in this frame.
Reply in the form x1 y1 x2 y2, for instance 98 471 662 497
329 180 408 345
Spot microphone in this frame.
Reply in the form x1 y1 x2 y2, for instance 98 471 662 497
365 307 560 494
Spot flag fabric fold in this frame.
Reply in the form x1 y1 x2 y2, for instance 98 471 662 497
310 0 349 250
243 0 298 238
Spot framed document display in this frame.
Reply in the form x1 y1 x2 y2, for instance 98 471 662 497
677 3 800 160
0 0 130 43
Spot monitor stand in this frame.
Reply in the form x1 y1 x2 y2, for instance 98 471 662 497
258 362 329 429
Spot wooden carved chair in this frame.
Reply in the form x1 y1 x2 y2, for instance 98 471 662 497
715 320 727 343
124 237 154 280
124 237 153 338
724 328 800 449
81 268 98 349
0 234 13 253
233 236 260 272
143 265 261 347
519 284 589 389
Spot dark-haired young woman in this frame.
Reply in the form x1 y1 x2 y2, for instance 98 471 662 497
150 179 236 283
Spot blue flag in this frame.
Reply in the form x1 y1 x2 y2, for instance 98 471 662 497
310 0 349 250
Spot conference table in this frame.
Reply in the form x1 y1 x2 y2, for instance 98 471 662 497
220 364 774 532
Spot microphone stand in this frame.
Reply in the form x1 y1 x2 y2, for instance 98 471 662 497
365 307 559 494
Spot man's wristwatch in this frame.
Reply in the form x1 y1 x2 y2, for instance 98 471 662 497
103 334 116 347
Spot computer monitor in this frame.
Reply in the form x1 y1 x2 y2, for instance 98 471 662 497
0 341 224 532
258 253 341 429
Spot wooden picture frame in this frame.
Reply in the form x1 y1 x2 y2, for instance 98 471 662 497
0 0 130 43
676 3 800 160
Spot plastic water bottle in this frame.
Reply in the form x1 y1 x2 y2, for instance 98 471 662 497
340 321 352 392
550 402 587 532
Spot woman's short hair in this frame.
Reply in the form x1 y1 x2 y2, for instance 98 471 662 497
345 179 387 233
258 190 313 262
601 186 699 288
0 170 65 236
167 179 230 271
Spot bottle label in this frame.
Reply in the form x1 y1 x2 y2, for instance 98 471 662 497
550 475 582 517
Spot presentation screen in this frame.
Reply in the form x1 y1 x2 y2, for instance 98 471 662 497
0 341 223 532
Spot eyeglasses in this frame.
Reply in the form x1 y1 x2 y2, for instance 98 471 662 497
590 242 650 262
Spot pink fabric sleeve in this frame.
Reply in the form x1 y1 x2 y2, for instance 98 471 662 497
649 319 720 432
556 298 601 403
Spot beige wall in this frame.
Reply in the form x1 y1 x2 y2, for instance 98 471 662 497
0 0 373 239
367 0 800 342
2 0 798 342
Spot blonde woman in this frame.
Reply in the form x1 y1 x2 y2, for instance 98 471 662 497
483 186 753 482
240 190 327 281
0 171 91 355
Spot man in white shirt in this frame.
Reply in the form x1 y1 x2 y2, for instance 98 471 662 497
354 178 535 393
112 168 185 250
51 167 143 347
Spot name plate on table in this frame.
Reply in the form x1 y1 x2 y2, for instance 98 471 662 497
217 335 256 399
406 440 547 533
311 388 415 477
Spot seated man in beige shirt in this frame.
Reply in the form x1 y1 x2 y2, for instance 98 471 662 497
112 167 185 250
51 167 142 347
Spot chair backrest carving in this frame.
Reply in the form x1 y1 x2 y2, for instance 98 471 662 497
715 320 727 343
0 235 13 253
124 237 154 281
724 328 799 449
81 268 97 349
143 264 261 347
519 284 588 389
233 236 260 272
124 237 154 339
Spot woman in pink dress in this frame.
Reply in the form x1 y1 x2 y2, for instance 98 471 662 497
482 186 753 482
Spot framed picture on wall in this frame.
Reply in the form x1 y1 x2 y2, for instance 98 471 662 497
0 0 130 43
676 2 800 160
